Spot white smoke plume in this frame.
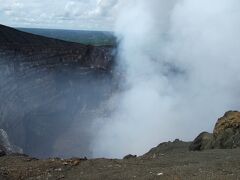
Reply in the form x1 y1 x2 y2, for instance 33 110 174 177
91 0 240 158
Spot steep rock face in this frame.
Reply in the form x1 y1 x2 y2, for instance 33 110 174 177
190 111 240 151
0 24 114 70
0 24 116 158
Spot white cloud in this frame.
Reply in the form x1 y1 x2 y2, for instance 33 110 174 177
0 0 117 30
90 0 118 16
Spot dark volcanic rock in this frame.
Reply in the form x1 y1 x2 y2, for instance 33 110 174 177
190 111 240 151
123 154 137 160
0 149 6 157
189 132 213 151
143 139 191 159
0 24 116 158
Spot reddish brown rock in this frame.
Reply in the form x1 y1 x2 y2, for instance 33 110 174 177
213 111 240 136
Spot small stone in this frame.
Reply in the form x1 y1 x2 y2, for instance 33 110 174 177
54 168 62 172
57 175 65 179
72 160 80 166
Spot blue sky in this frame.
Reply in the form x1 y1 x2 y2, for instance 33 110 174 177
0 0 119 30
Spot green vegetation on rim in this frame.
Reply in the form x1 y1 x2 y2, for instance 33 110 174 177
18 28 116 46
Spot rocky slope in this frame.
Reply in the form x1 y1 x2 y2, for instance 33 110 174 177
0 137 240 179
0 24 116 158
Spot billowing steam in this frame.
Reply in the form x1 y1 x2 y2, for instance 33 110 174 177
91 0 240 158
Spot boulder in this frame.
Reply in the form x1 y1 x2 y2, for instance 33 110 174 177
214 111 240 136
190 111 240 151
123 154 137 160
0 148 6 157
189 132 213 151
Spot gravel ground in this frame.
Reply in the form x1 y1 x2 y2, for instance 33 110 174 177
0 141 240 180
